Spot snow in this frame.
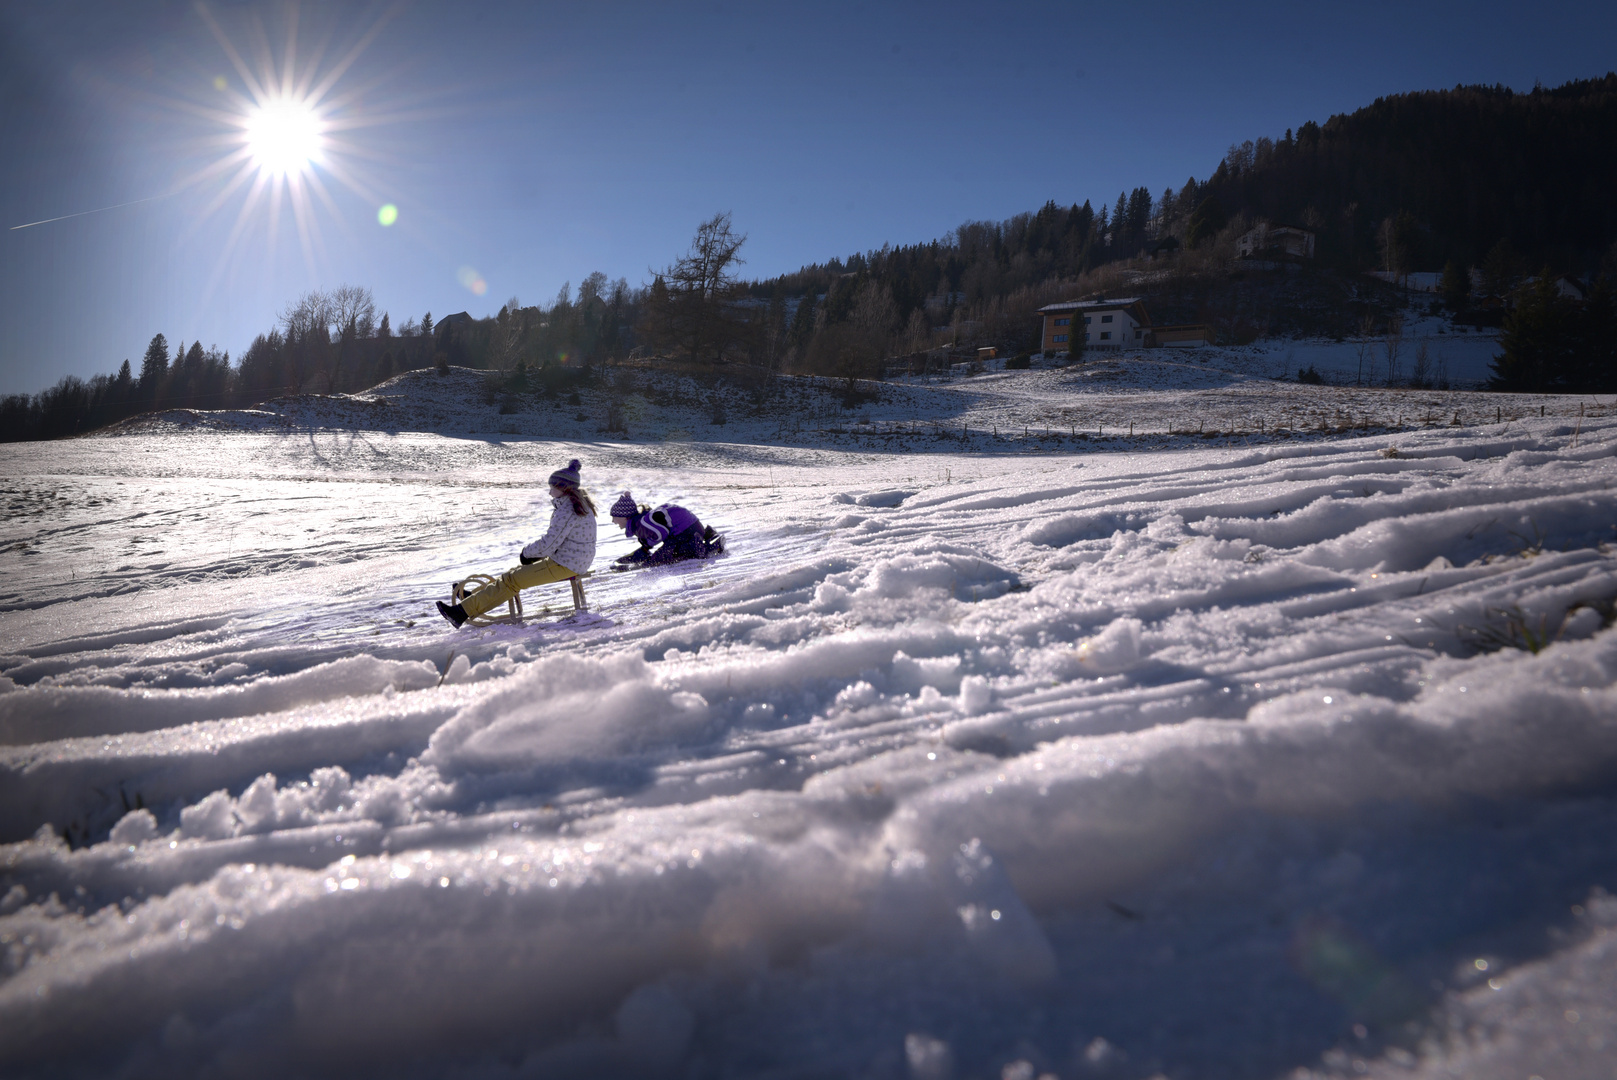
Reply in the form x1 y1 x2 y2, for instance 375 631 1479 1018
3 360 1617 1079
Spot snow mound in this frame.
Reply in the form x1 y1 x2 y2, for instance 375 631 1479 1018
426 652 712 770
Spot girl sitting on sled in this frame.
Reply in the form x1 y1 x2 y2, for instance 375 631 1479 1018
608 491 723 569
437 459 597 628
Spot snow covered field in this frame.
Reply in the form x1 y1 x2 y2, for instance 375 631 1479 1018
1210 313 1504 387
3 364 1617 1079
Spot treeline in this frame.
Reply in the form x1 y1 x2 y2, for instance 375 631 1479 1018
0 273 658 442
2 286 423 441
0 336 235 442
1490 274 1617 392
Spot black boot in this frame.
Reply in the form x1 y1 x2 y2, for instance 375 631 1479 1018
436 600 468 628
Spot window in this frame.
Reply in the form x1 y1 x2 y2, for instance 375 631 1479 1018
1101 314 1113 323
1053 334 1067 343
1100 331 1111 340
1135 329 1142 338
1084 316 1092 324
1054 317 1070 326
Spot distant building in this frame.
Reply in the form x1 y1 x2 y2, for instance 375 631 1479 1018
1148 325 1215 347
1367 270 1442 293
1463 274 1585 312
1038 297 1149 352
1237 222 1315 261
433 311 473 335
1552 274 1589 301
1145 236 1181 261
1038 297 1211 354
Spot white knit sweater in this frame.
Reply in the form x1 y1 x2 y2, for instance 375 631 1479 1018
520 497 598 573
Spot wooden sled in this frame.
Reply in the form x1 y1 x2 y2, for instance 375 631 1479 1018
451 572 589 627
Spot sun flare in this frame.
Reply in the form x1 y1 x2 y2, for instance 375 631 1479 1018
177 3 406 289
243 98 324 178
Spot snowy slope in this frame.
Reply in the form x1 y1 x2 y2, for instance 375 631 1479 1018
2 368 1616 1080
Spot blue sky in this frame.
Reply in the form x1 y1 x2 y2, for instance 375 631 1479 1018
2 0 1614 394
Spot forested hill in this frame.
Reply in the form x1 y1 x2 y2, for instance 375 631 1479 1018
1198 74 1617 270
752 74 1617 309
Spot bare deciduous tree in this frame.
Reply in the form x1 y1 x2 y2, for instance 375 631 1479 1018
280 290 333 343
660 212 747 364
1411 337 1433 388
903 308 932 354
329 284 376 339
849 279 899 356
279 285 376 391
1354 313 1377 387
1383 315 1405 386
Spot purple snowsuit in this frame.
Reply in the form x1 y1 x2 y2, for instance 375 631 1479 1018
618 504 710 566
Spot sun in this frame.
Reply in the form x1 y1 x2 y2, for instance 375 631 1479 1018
174 3 407 287
243 97 324 178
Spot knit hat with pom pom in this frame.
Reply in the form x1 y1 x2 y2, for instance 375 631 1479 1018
608 491 638 518
548 459 581 489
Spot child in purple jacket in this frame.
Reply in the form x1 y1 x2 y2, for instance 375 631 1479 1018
608 492 724 568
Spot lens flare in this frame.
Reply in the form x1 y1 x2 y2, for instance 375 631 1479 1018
457 266 488 295
377 203 398 226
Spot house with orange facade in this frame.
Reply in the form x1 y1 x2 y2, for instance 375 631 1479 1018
1037 297 1212 354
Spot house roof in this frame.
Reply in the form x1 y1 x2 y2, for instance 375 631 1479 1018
1038 297 1144 314
1239 223 1314 237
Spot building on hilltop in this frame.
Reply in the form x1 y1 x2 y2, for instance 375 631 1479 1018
433 311 474 335
1145 236 1181 262
1037 297 1212 355
1236 222 1315 262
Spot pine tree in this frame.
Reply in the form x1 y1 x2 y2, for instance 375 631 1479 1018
139 333 169 403
1480 240 1523 297
639 275 673 355
1185 197 1227 248
1490 272 1573 391
1440 260 1471 311
1573 277 1617 391
1125 187 1153 246
786 288 817 353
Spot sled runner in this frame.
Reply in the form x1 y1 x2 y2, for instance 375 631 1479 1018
450 572 589 626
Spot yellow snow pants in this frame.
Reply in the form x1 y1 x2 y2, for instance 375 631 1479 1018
460 558 578 619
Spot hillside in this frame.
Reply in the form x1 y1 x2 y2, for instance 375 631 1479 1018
1199 74 1617 271
96 330 1562 455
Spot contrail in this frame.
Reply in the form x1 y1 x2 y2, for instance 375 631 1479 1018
9 191 178 231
